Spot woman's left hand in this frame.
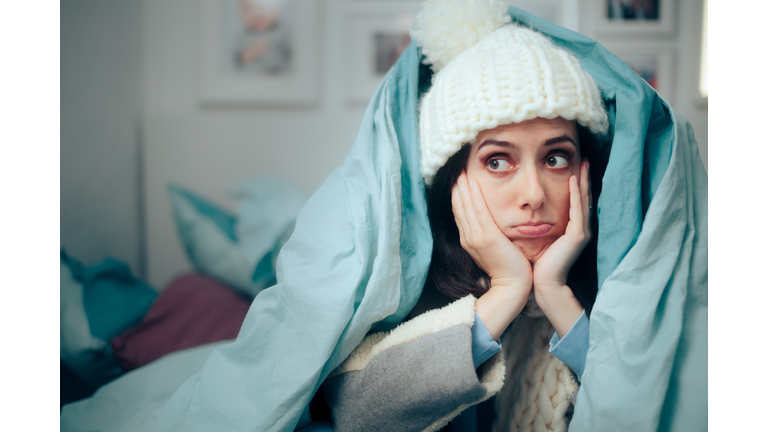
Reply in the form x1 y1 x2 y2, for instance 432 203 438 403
532 160 591 335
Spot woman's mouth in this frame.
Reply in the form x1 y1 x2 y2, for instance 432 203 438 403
513 223 553 238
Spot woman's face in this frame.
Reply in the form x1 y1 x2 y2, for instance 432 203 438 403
465 117 582 263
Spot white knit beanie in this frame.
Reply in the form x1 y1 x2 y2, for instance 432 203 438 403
411 0 609 185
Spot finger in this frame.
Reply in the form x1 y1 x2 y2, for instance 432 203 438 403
580 160 590 225
451 180 470 241
456 172 481 233
468 179 498 234
567 175 583 235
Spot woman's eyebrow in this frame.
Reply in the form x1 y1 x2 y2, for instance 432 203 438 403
476 135 577 151
543 135 577 146
476 139 515 151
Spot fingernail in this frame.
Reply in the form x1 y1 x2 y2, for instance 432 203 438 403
469 180 477 191
587 161 590 171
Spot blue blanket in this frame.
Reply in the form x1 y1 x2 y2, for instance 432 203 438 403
61 7 707 432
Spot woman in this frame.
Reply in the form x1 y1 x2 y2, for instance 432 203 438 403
320 129 599 432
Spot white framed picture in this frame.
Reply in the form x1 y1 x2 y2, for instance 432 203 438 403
594 0 676 36
198 0 319 106
604 44 675 104
344 4 420 105
342 1 577 105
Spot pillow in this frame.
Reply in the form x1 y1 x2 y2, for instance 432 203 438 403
168 178 308 297
169 184 258 296
230 175 308 288
110 273 252 371
60 250 157 386
229 175 308 266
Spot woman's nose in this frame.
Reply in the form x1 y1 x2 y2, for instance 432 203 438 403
514 166 546 210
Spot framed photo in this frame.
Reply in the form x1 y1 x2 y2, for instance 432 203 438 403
198 0 318 106
594 0 676 36
604 44 675 104
344 4 419 104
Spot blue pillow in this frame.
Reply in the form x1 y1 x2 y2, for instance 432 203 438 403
168 184 237 241
229 176 308 267
168 180 306 298
169 184 258 296
60 250 157 386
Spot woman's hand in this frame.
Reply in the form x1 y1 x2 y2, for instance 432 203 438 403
452 171 533 290
452 171 532 339
532 160 591 336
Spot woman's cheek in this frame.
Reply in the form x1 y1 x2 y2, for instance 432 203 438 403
484 189 509 226
548 177 572 231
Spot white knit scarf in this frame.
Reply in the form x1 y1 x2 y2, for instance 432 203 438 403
493 316 580 432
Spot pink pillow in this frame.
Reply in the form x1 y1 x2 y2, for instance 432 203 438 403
111 273 252 371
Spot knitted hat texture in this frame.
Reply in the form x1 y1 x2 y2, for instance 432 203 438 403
412 1 609 185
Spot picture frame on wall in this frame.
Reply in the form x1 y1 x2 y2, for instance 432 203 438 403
605 44 675 104
198 0 318 106
344 4 420 105
594 0 676 36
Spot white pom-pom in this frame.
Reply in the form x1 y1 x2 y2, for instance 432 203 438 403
410 0 511 72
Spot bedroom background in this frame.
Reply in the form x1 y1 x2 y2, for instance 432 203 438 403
61 0 708 292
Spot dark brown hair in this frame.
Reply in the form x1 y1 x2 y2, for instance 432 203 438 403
425 125 601 315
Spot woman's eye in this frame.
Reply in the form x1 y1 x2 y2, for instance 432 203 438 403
487 158 510 171
545 155 568 168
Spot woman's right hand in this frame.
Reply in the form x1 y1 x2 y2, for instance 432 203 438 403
452 171 533 339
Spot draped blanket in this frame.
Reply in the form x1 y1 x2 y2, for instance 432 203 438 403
61 7 707 432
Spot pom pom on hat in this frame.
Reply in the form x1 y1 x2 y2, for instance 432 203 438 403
412 0 609 185
410 0 511 73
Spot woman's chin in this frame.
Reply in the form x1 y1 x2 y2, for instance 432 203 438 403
511 237 556 263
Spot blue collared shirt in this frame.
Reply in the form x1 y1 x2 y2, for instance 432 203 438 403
471 310 589 380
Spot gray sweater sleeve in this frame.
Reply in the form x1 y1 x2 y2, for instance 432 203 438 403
321 296 506 432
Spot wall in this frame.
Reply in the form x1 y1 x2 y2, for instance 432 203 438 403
60 0 144 274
